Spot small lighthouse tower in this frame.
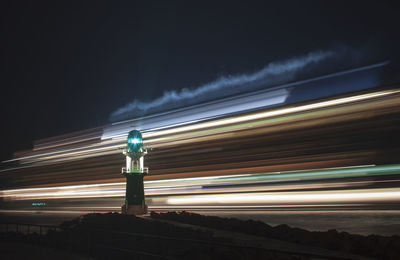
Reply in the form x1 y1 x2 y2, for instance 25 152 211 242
121 130 148 215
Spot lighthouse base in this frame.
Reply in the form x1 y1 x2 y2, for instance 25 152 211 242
121 204 148 215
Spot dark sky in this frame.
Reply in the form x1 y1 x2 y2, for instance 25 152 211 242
1 1 399 161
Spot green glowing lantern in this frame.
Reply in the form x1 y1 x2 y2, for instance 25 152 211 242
126 130 144 155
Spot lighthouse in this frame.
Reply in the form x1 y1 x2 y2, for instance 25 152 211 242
121 130 148 215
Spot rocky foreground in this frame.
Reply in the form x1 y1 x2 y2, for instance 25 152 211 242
2 211 400 259
152 211 400 259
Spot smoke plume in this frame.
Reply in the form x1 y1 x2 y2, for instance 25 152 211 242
110 49 336 121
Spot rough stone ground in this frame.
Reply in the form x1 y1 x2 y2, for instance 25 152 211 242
2 211 399 259
0 241 87 260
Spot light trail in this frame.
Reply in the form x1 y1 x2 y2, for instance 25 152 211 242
1 164 400 205
3 88 400 169
165 188 400 206
144 89 400 139
102 88 289 140
1 66 400 216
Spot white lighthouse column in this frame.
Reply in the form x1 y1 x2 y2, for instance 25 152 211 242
126 156 132 172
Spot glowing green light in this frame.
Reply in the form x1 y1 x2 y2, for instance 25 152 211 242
129 138 141 144
32 202 46 206
126 130 144 154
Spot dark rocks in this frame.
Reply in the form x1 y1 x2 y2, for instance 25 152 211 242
4 211 399 259
2 213 297 259
151 211 400 260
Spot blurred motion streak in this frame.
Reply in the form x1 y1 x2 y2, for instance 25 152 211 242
1 69 400 214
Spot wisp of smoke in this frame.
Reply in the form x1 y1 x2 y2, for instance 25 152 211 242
110 49 335 121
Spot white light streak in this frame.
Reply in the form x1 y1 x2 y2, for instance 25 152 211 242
166 188 400 205
144 89 400 138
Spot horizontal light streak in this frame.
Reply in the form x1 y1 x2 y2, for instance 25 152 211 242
3 89 399 168
149 204 366 209
166 188 400 205
102 88 289 140
2 164 399 201
0 209 100 215
143 89 400 139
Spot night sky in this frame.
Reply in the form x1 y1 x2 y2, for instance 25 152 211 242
1 1 399 161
